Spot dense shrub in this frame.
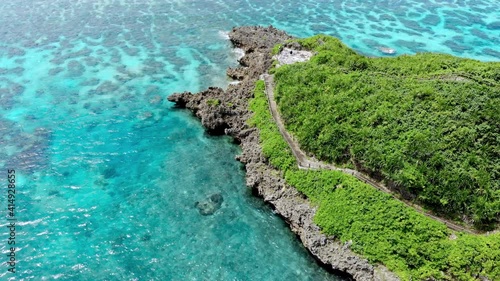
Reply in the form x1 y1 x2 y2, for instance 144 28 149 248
249 77 500 281
248 80 296 171
273 35 500 227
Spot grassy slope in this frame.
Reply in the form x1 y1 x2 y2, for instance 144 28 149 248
272 35 499 228
249 80 500 280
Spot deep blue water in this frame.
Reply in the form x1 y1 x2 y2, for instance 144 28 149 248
0 0 498 280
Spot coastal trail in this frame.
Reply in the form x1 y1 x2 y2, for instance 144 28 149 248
261 73 478 235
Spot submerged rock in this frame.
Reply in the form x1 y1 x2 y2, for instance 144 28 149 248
149 95 162 105
102 167 118 179
195 193 224 216
67 60 85 77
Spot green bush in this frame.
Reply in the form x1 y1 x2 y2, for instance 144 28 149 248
248 80 296 171
206 98 220 106
249 76 500 281
273 35 500 227
271 44 283 55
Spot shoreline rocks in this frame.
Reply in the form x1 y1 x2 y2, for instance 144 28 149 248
168 26 398 281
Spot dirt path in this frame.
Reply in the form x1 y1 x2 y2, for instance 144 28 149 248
262 73 478 235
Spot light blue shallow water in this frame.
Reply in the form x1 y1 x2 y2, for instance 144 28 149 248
0 0 498 280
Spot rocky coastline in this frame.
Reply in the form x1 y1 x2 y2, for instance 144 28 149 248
168 26 398 281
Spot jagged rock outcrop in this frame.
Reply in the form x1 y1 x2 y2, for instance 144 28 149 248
168 26 399 281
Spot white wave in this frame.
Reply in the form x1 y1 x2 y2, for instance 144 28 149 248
218 30 230 40
232 48 245 60
17 218 44 226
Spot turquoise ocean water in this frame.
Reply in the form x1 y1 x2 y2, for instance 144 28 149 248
0 0 498 280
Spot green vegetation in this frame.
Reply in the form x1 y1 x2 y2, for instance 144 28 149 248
206 98 220 106
249 78 500 280
272 35 500 228
271 43 283 55
248 81 297 171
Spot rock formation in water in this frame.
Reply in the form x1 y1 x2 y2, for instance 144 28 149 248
168 26 399 281
195 193 224 216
